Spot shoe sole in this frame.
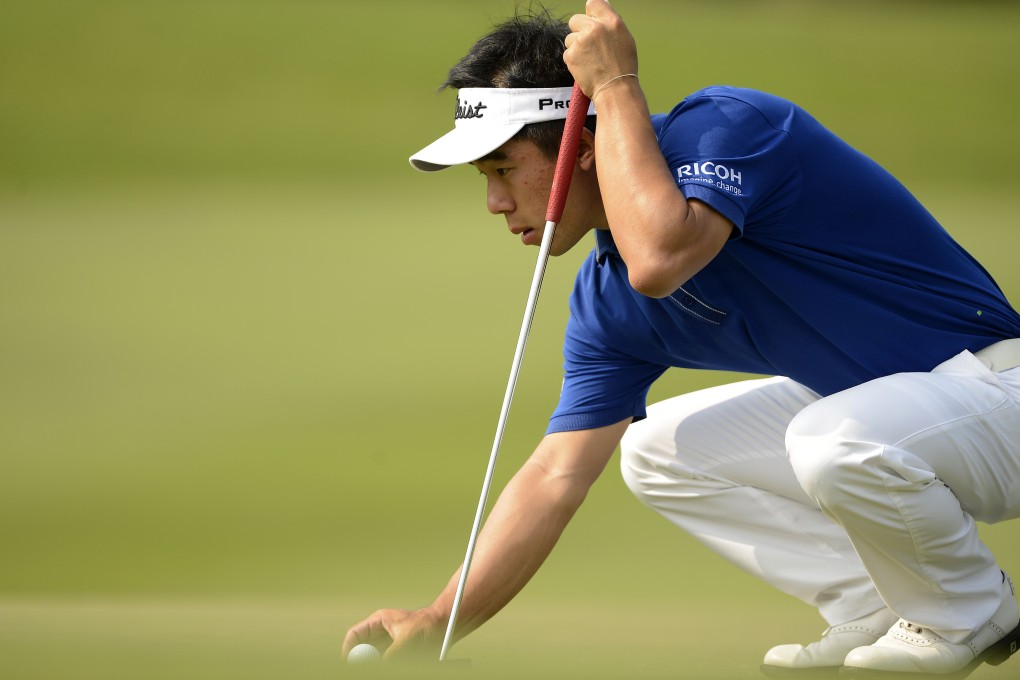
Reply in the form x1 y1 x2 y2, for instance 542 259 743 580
838 622 1020 679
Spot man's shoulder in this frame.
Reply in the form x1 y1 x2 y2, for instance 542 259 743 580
681 86 800 119
657 86 809 140
681 85 788 107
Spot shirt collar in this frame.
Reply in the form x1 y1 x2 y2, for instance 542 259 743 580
594 228 619 264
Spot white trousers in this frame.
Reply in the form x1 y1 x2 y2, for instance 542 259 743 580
620 349 1020 643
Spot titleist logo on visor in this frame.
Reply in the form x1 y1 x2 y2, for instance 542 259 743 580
455 98 488 120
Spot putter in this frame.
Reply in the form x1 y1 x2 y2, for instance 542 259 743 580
439 83 592 662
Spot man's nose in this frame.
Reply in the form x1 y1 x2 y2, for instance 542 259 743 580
486 179 513 215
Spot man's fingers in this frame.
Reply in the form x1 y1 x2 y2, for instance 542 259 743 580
585 0 617 21
341 613 396 657
567 12 594 36
382 635 417 661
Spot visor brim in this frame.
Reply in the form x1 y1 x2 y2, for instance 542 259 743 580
409 123 524 172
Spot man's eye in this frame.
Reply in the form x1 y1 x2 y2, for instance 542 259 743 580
476 166 511 178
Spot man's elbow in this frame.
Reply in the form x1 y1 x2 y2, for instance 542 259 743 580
627 263 682 298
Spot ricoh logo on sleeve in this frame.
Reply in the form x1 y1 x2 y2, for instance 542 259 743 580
677 161 743 196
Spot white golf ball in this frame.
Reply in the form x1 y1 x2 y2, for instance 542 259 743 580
347 643 382 664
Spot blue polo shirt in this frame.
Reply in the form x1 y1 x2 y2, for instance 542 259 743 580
547 86 1020 434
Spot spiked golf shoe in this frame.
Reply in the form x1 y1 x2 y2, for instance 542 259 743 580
760 607 899 677
841 572 1020 678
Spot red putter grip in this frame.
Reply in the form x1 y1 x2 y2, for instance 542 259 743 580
545 83 591 224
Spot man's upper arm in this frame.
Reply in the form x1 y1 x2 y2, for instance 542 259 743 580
689 197 737 244
659 90 802 237
529 419 632 492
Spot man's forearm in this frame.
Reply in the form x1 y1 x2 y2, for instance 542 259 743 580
430 455 586 637
429 423 629 642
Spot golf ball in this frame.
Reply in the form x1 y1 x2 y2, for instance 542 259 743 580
347 643 382 664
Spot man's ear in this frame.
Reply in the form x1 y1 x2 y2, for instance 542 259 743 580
577 127 596 171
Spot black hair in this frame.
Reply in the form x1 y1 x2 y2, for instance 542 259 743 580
442 6 596 159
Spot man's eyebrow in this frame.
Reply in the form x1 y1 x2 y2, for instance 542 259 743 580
474 150 508 164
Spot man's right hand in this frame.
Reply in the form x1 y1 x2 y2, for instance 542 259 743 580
341 606 447 661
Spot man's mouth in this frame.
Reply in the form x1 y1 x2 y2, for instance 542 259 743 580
511 225 540 246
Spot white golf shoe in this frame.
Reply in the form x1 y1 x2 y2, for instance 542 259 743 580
841 572 1020 678
760 607 899 677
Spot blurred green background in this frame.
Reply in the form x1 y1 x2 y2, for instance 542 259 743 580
1 1 1018 678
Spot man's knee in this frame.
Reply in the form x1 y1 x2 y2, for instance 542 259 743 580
620 419 729 509
786 398 876 507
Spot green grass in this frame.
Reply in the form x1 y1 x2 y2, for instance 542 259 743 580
1 1 1019 678
3 592 1019 679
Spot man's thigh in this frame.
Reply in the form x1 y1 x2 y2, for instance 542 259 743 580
790 351 1020 522
624 376 820 503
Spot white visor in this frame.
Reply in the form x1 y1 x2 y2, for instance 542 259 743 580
409 87 596 172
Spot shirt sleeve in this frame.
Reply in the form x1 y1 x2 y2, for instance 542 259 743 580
547 309 669 434
656 88 802 236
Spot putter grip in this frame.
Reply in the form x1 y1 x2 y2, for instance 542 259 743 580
545 83 591 224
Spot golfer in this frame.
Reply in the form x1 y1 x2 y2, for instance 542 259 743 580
344 1 1020 676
